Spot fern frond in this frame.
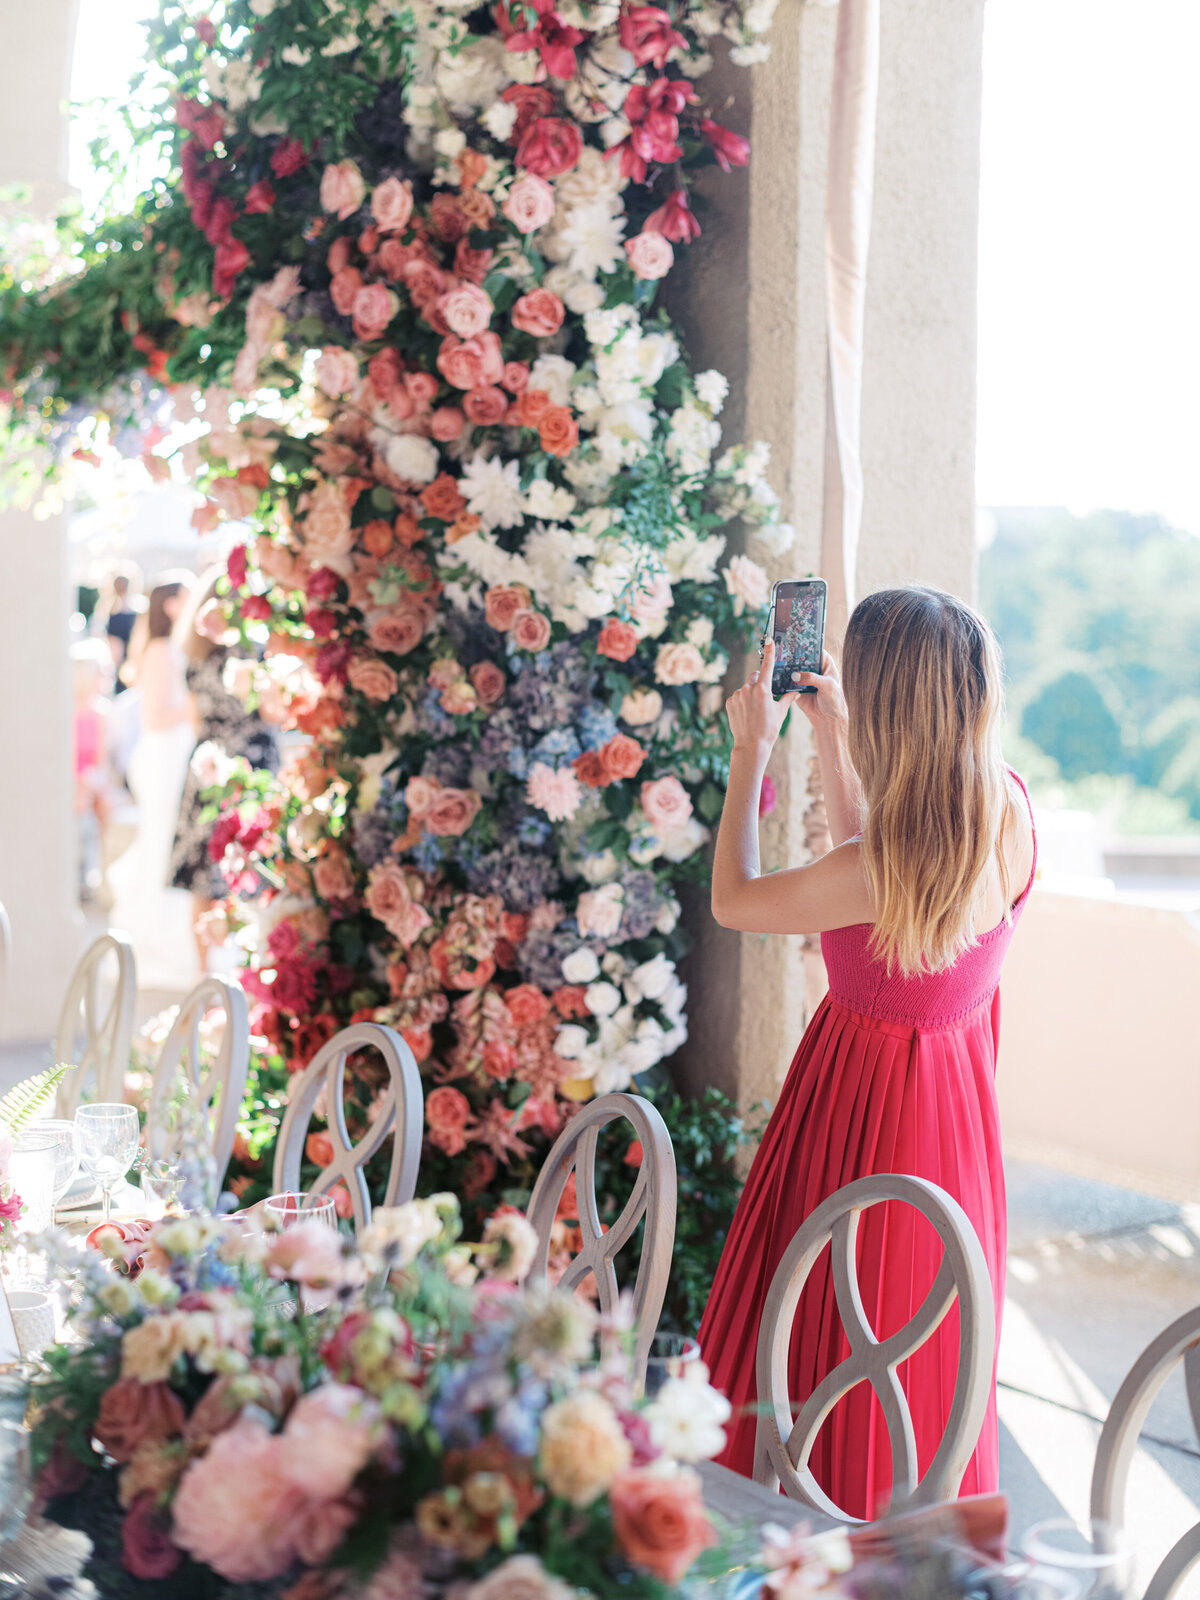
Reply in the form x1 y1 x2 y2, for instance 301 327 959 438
0 1063 71 1137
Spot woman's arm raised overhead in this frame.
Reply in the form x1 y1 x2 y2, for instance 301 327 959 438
711 637 876 935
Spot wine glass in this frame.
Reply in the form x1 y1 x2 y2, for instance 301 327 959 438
641 1331 701 1399
74 1104 140 1223
264 1190 337 1230
1021 1518 1132 1600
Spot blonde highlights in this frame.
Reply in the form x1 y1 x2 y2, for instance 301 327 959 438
842 586 1013 976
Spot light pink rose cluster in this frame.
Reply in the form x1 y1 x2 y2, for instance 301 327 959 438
502 175 557 234
171 1386 377 1582
406 774 483 837
314 345 360 397
320 159 366 220
366 862 434 947
641 776 693 836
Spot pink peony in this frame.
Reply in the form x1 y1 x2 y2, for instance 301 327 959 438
276 1384 378 1500
527 762 583 822
511 289 565 339
641 775 693 835
371 175 414 232
265 1219 350 1290
425 788 482 837
438 282 494 339
503 175 557 234
511 608 552 653
172 1418 304 1582
320 160 366 220
366 862 433 947
626 230 674 281
314 346 360 396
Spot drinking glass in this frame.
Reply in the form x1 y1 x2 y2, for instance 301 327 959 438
264 1191 337 1230
74 1104 140 1223
14 1121 78 1211
8 1137 55 1234
1021 1518 1132 1600
641 1331 701 1399
140 1159 181 1221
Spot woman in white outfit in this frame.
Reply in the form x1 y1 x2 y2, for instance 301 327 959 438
108 574 199 990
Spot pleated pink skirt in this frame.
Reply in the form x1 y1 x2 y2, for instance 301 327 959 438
697 992 1006 1520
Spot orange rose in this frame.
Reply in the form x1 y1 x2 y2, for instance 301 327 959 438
596 619 638 662
573 750 608 788
600 733 645 781
361 518 394 556
421 473 467 521
394 511 423 547
609 1468 718 1585
347 653 399 702
513 388 552 426
94 1379 186 1465
457 186 496 227
447 513 483 544
538 406 578 458
511 289 565 338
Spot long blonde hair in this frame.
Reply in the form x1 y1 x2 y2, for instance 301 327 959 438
842 586 1013 976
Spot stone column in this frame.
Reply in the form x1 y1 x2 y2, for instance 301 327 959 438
672 0 985 1114
0 0 85 1042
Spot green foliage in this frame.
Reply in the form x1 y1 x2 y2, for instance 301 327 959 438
0 1063 70 1137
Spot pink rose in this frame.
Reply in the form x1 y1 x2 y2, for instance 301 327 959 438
641 775 693 836
632 570 673 625
469 659 506 705
463 386 509 426
503 174 557 234
369 604 425 655
371 175 414 232
353 283 399 341
438 281 494 339
122 1493 182 1581
596 619 638 662
405 775 440 817
277 1384 378 1501
313 853 356 901
512 608 552 653
516 116 582 178
626 230 674 281
320 160 366 220
485 584 532 632
512 289 565 339
314 345 360 396
95 1379 187 1464
425 788 482 837
301 480 354 560
502 361 530 393
437 332 505 391
430 406 465 441
348 653 399 702
366 861 433 946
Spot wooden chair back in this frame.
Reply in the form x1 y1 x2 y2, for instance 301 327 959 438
272 1022 423 1235
54 933 137 1116
753 1172 995 1523
1091 1309 1200 1600
526 1092 677 1383
145 977 250 1191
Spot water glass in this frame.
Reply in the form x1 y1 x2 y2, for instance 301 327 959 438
642 1331 701 1399
1021 1518 1132 1600
8 1138 56 1233
140 1159 182 1221
264 1191 337 1230
14 1120 78 1209
74 1104 140 1223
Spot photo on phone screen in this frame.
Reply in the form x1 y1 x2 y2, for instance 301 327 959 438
769 579 827 697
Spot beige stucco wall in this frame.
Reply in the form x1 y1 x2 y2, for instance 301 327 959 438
0 0 86 1039
998 889 1200 1199
672 0 986 1112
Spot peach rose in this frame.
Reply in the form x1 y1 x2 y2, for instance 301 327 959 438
425 787 482 837
485 585 532 632
609 1468 717 1585
366 861 433 947
405 775 440 817
330 265 364 316
502 175 557 234
512 609 552 653
620 687 663 726
320 160 366 220
441 678 478 715
625 230 674 281
301 481 354 560
369 604 425 655
437 332 505 391
438 281 494 340
348 654 399 702
353 283 399 341
361 518 394 557
505 983 550 1026
431 406 465 441
654 640 705 686
314 346 359 397
371 175 414 232
641 775 693 835
537 405 578 458
596 619 638 662
539 1392 631 1507
95 1378 186 1464
469 659 506 705
464 386 509 426
502 361 530 393
313 853 356 901
512 289 565 339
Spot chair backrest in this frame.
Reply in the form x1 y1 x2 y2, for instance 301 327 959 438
145 977 251 1192
526 1092 677 1382
54 933 138 1116
0 899 11 1023
1091 1308 1200 1600
752 1172 995 1523
272 1022 423 1235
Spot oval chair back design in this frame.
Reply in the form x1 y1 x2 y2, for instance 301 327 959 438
272 1022 423 1235
526 1092 677 1383
145 977 251 1191
1090 1309 1200 1600
752 1173 995 1523
54 933 138 1117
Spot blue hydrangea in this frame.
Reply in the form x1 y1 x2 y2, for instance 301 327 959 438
423 744 472 787
619 868 666 939
415 688 452 735
467 846 562 912
532 726 581 767
494 1376 549 1457
412 832 443 871
479 708 522 765
352 809 396 869
517 815 551 847
577 703 618 751
506 745 531 780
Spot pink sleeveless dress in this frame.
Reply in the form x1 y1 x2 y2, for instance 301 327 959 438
697 771 1037 1519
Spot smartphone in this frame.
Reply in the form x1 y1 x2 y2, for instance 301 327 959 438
764 578 827 698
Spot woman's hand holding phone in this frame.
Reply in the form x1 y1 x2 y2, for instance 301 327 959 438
726 638 798 757
790 651 849 734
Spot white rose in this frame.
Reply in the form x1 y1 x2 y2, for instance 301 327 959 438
555 1024 590 1060
529 355 577 408
659 817 709 863
578 848 619 884
686 616 715 651
585 981 622 1017
562 947 601 984
659 977 687 1022
695 370 730 413
577 883 624 939
620 688 663 726
385 433 440 485
481 100 519 140
754 519 796 558
627 953 675 1003
655 897 680 935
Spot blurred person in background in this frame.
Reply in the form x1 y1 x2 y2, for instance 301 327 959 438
97 564 144 694
107 572 199 990
71 639 117 902
169 568 280 969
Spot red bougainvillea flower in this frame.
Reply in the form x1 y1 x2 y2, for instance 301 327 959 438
644 188 701 242
516 117 583 178
701 118 750 172
618 4 687 68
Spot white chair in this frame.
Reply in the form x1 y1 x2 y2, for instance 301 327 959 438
1090 1308 1200 1600
526 1092 677 1383
145 977 251 1191
54 932 137 1116
752 1173 996 1523
0 899 11 1023
272 1021 423 1235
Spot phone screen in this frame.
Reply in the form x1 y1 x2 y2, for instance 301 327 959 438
771 581 826 696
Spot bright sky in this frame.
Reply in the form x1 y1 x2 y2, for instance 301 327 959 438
69 0 1200 535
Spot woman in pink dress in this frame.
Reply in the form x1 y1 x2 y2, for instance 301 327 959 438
699 585 1035 1520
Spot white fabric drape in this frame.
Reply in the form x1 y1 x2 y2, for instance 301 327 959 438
819 0 881 632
